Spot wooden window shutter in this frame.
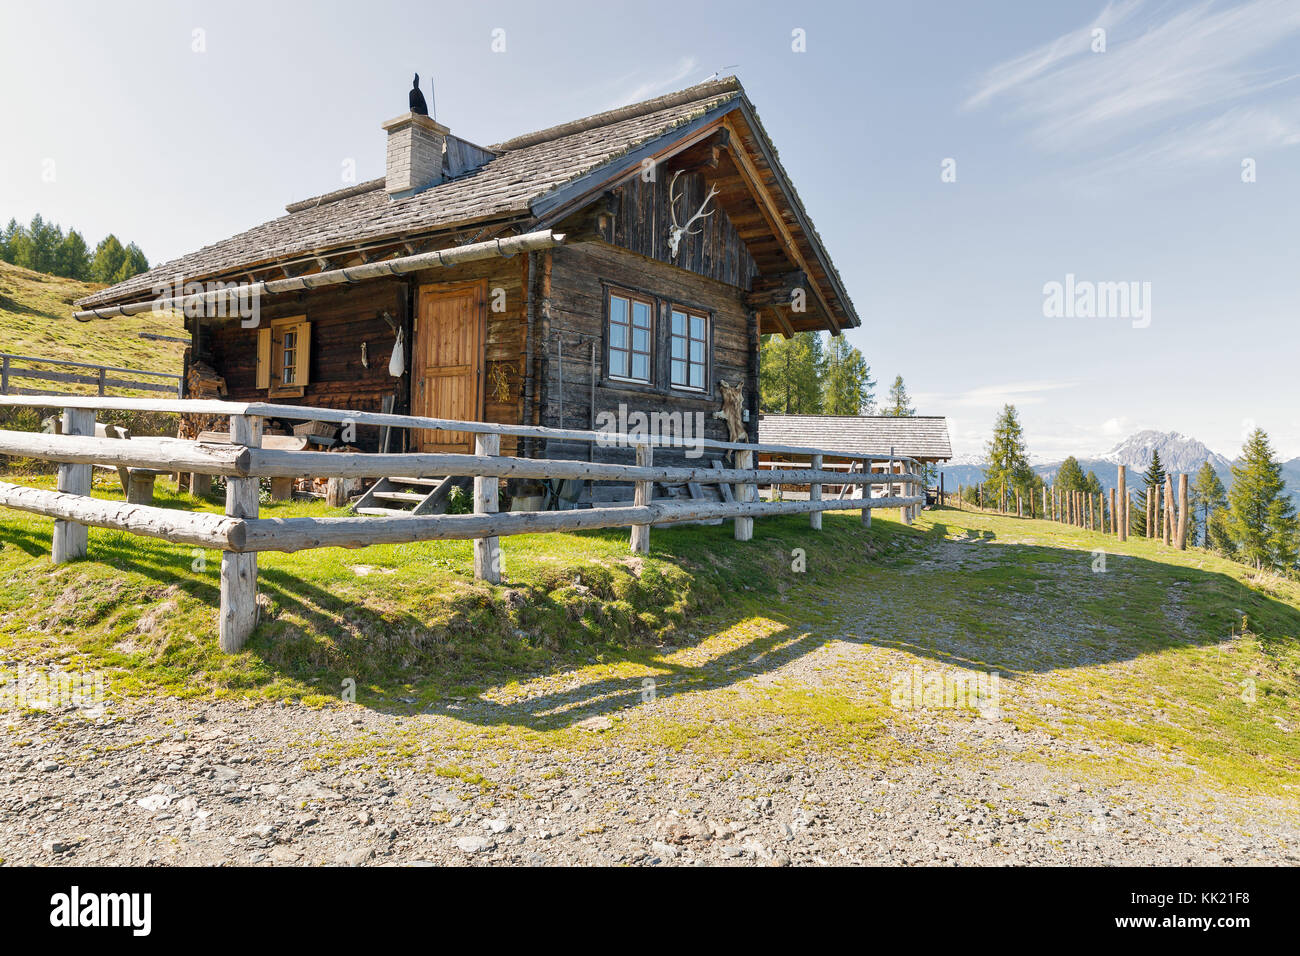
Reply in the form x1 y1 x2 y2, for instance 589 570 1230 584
255 327 271 389
294 320 311 386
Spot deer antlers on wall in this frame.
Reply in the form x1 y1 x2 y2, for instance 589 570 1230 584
667 170 719 258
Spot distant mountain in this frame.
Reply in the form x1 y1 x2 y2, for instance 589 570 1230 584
1101 430 1233 476
941 430 1244 498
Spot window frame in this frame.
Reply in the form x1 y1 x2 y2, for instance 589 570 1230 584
604 288 655 386
668 304 710 393
258 314 310 398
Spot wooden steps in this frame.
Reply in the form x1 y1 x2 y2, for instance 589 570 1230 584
350 474 469 517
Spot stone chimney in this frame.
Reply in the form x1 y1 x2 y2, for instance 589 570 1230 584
383 112 448 199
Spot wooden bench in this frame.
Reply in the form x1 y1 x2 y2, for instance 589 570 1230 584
95 424 169 504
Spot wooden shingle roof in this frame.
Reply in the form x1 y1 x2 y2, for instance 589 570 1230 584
758 415 953 461
79 81 743 307
78 77 861 332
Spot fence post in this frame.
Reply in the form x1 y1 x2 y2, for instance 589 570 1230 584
1117 466 1127 542
631 441 652 553
97 367 106 396
860 462 872 526
219 414 261 653
51 407 95 563
809 453 823 531
474 432 502 582
734 449 754 541
1177 473 1188 550
1 355 8 395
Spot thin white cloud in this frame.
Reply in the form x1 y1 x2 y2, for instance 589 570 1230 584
966 0 1300 161
608 57 700 109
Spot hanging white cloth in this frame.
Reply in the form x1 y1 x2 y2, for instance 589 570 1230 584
388 328 405 377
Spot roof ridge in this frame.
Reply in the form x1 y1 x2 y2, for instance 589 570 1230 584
285 177 385 214
491 76 743 152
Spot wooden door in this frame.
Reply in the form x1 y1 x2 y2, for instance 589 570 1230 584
413 280 485 453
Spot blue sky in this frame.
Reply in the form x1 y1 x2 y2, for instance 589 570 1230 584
2 0 1297 460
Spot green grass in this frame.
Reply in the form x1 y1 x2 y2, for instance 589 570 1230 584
1 484 1298 798
0 259 185 378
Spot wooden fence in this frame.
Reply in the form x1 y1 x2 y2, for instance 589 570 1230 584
0 396 925 653
0 352 183 398
954 464 1191 549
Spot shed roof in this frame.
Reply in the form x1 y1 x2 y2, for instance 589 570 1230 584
77 78 859 332
758 415 953 461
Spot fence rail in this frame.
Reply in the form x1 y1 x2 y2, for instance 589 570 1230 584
0 353 183 398
0 395 924 652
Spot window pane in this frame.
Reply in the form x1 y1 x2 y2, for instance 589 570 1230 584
690 315 705 339
671 337 685 359
671 311 685 335
610 349 628 378
632 327 648 352
671 359 685 384
690 340 704 363
631 353 648 381
610 322 626 349
610 295 628 326
689 364 704 388
633 301 651 327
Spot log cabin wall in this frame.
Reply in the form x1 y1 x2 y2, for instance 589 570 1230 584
601 169 758 288
541 240 756 468
197 254 530 455
199 279 407 452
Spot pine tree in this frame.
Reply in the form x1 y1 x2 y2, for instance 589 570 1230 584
1191 462 1228 550
821 335 875 415
1226 428 1299 569
55 229 91 280
91 234 127 283
759 332 824 414
1055 456 1086 492
883 375 914 416
0 218 19 263
984 404 1031 511
1131 450 1167 536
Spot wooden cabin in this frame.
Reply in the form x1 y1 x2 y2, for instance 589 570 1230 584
758 414 953 503
76 78 861 510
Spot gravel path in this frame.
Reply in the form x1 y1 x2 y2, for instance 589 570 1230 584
4 530 1297 867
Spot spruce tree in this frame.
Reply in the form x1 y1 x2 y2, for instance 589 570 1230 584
1055 456 1086 492
759 332 825 414
91 234 127 283
822 336 875 415
984 404 1031 510
1191 462 1228 550
1131 450 1167 536
1227 428 1299 569
883 375 914 416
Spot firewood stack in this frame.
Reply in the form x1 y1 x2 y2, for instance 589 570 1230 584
178 362 229 440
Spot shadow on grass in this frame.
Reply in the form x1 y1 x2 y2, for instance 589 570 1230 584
6 506 1298 732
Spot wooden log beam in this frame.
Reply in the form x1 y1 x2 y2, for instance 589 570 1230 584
0 480 244 550
237 495 926 553
743 270 807 309
52 408 95 563
723 115 840 332
219 415 261 653
242 447 926 486
0 430 250 475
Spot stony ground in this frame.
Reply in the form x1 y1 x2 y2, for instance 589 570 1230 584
3 517 1298 867
3 691 1296 867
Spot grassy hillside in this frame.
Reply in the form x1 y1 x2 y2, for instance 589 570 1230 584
1 483 1297 799
0 259 184 374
